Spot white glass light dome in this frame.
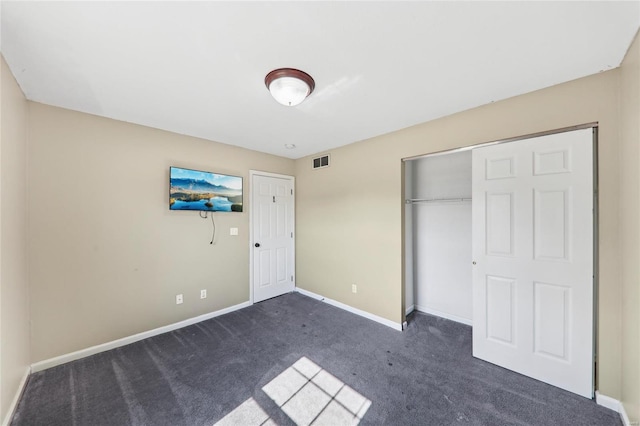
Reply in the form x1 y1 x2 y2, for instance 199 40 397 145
265 69 315 107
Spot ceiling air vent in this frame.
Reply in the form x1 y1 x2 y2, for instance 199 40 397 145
312 154 330 169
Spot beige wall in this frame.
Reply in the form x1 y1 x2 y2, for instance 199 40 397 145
27 103 294 362
0 57 30 421
295 70 623 397
620 30 640 423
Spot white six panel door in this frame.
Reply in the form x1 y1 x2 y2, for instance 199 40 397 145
472 128 594 398
252 174 294 303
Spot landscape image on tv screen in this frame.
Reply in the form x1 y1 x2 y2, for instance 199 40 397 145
170 167 243 212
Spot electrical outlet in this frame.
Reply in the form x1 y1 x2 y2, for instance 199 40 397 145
352 284 357 294
230 227 238 236
200 289 207 299
176 294 183 304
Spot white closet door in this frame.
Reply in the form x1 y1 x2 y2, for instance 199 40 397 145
472 128 594 398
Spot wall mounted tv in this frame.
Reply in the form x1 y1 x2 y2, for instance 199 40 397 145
170 166 243 212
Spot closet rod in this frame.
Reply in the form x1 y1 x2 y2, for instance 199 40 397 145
405 197 472 204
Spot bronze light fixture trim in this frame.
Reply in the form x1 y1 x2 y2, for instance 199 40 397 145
265 68 315 106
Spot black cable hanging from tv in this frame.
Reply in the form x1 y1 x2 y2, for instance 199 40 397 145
199 211 216 244
210 212 216 244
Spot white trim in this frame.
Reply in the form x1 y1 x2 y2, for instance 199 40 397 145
414 305 473 326
596 392 635 426
295 287 403 331
2 366 30 426
405 305 415 316
31 301 251 373
249 170 295 304
249 170 295 181
596 391 620 412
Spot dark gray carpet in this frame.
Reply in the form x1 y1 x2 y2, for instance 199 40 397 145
12 292 620 426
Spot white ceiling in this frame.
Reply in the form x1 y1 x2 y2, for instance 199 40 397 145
1 2 639 159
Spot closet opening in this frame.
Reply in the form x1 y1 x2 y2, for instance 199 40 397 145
404 149 473 325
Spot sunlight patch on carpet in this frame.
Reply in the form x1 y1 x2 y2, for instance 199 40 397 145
214 397 274 426
214 357 371 426
262 357 371 425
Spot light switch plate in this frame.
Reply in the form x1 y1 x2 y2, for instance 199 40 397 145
230 227 238 236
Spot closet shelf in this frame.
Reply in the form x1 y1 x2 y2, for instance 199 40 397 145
405 197 472 204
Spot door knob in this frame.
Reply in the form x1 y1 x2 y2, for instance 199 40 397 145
255 243 260 248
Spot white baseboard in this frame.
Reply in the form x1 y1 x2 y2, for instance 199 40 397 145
295 287 403 331
596 391 621 411
405 304 415 316
413 305 473 326
2 366 30 426
596 392 636 426
31 301 252 373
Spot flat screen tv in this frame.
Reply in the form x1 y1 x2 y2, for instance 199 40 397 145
170 166 243 212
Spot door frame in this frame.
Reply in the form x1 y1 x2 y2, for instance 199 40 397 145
401 122 599 395
249 170 296 304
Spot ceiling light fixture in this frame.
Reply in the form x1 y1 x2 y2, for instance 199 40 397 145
265 68 315 107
